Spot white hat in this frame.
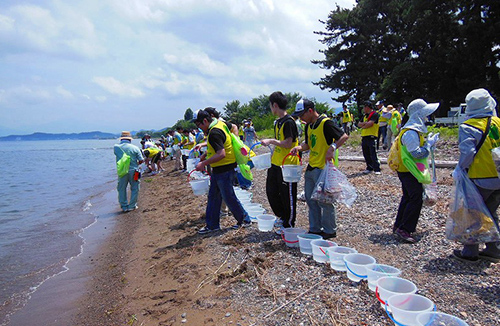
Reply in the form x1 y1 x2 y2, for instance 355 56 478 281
407 99 440 117
465 88 497 117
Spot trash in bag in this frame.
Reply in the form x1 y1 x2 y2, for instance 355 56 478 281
446 168 500 244
311 161 357 207
423 147 438 206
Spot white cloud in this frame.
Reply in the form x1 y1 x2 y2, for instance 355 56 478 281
55 85 73 99
92 76 145 98
0 85 51 106
0 13 14 32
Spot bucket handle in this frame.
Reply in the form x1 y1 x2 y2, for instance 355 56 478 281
344 261 367 279
281 233 299 244
281 153 302 168
187 169 210 182
319 247 332 258
188 149 199 158
384 300 436 326
247 142 272 158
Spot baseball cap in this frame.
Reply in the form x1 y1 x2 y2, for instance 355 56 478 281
292 99 314 117
192 109 210 124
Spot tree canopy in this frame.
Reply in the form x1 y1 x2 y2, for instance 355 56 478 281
313 0 500 115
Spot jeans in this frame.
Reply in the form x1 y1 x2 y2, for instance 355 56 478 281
266 165 297 228
361 137 381 172
304 168 337 234
462 186 500 256
377 125 387 149
205 169 250 229
117 170 140 211
395 172 423 233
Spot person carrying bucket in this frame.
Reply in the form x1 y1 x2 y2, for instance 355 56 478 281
260 91 300 234
290 99 349 239
389 99 440 243
193 109 251 234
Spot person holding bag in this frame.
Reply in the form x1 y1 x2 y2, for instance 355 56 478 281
452 88 500 263
290 99 348 239
392 99 440 243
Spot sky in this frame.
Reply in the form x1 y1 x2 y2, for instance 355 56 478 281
0 0 356 136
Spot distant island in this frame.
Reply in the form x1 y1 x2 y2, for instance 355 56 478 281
0 131 119 141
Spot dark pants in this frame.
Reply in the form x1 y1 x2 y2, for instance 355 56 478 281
266 164 297 228
377 125 387 149
395 172 423 233
361 136 380 172
342 122 350 135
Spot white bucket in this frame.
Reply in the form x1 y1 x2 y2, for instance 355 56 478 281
181 149 191 156
311 239 337 263
246 207 266 222
376 277 418 310
297 234 323 255
252 152 271 170
186 158 200 172
239 198 252 206
190 178 209 196
416 312 469 326
387 294 435 326
236 190 252 200
256 214 276 232
366 264 402 292
282 165 302 183
282 228 307 248
343 253 376 282
328 246 357 271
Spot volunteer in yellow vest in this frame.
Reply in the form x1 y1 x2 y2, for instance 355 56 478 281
377 100 391 150
143 146 162 175
173 127 184 171
393 99 440 243
358 101 381 174
386 104 402 149
260 91 300 234
290 99 348 239
193 109 251 234
452 88 500 263
341 104 353 135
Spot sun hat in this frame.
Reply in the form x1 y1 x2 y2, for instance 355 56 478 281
405 99 440 133
119 131 132 140
387 104 394 111
465 88 497 118
292 99 314 117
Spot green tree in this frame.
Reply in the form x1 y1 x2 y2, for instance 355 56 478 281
184 108 193 121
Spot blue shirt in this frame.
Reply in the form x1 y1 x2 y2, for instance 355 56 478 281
114 140 144 172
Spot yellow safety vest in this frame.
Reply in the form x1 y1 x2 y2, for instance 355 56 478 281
396 129 424 173
379 109 389 123
361 112 379 137
306 116 333 169
463 117 500 179
342 111 353 123
173 132 182 145
390 110 402 125
272 116 299 166
207 120 236 167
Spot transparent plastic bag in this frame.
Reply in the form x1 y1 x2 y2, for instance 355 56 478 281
311 162 357 207
446 168 500 244
423 182 438 206
491 147 500 176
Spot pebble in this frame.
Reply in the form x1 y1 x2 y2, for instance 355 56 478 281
181 319 187 323
181 313 187 318
225 312 232 317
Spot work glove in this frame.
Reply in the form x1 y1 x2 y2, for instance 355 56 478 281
426 132 440 149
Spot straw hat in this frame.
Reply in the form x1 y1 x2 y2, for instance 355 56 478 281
387 104 395 111
119 131 133 140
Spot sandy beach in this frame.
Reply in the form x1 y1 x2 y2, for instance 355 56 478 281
72 148 500 326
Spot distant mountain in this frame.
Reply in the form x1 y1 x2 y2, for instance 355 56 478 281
0 131 119 141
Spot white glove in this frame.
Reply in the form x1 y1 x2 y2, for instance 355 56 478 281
426 132 440 148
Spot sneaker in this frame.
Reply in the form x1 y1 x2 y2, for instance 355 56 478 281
321 231 337 239
220 211 229 217
198 226 221 234
374 171 381 175
126 205 138 212
452 249 479 263
362 170 373 174
231 220 251 230
478 250 500 263
394 228 416 243
242 220 252 228
308 230 323 236
275 226 285 235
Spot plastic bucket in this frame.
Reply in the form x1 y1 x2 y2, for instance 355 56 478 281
252 152 271 170
256 214 276 232
181 149 191 156
416 312 469 326
235 190 252 200
246 207 266 222
387 294 435 326
188 170 210 196
366 264 402 292
311 239 337 263
328 246 357 271
282 228 307 248
239 198 252 206
186 158 200 172
376 277 418 310
297 234 323 255
282 165 302 183
343 253 376 282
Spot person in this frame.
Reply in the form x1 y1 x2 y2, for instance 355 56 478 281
358 101 381 174
376 101 390 150
193 110 251 234
452 88 500 263
173 127 183 171
393 99 440 243
386 104 401 150
114 131 144 212
260 91 300 234
143 145 163 175
341 104 353 135
290 99 349 239
243 120 257 147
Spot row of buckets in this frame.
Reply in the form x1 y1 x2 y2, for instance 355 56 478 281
234 188 469 326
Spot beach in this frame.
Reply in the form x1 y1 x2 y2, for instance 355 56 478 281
72 148 500 326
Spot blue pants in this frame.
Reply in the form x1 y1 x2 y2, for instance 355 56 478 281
395 172 423 233
304 168 337 234
117 170 140 211
205 170 249 229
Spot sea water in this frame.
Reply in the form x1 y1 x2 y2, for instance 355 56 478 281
0 138 132 325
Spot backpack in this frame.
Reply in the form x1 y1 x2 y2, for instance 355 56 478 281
387 135 402 172
115 145 131 177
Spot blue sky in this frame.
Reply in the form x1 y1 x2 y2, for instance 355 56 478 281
0 0 356 136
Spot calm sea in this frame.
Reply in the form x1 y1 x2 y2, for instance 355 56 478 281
0 139 133 325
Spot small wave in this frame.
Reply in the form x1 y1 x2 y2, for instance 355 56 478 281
82 200 92 212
